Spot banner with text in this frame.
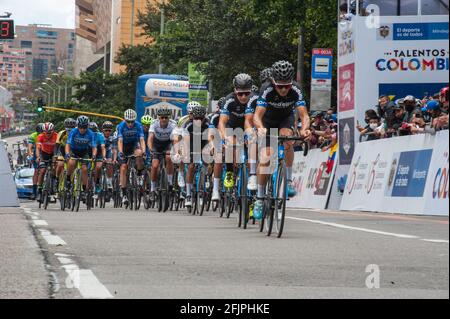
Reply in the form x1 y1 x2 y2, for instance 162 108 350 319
288 148 337 210
188 63 209 107
340 131 448 216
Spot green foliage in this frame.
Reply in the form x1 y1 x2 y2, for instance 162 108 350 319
126 0 338 102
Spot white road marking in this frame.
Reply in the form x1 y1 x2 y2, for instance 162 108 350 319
422 239 449 244
286 217 419 239
62 265 113 299
39 229 66 246
33 220 48 226
57 257 74 265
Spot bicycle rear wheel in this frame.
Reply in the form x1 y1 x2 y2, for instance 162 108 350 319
239 165 249 229
197 167 207 216
274 163 287 238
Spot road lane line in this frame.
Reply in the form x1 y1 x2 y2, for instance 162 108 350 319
33 220 48 226
62 265 113 299
286 217 419 239
422 239 449 244
39 229 66 246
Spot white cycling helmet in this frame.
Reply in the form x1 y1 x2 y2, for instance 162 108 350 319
124 109 137 122
187 101 202 114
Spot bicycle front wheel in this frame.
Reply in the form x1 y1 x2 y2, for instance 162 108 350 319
274 163 288 238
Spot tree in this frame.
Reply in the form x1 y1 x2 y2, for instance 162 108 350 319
124 0 338 102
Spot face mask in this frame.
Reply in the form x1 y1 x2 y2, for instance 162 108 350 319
370 124 378 130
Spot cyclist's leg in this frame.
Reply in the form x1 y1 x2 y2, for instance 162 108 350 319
150 157 161 193
279 115 296 197
134 144 144 173
165 152 174 187
185 163 195 205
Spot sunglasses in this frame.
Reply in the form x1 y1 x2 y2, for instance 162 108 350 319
274 82 293 90
159 116 169 119
103 129 112 132
236 91 251 97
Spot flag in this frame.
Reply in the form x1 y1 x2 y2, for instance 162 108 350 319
326 144 338 174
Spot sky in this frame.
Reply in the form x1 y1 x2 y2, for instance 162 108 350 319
0 0 75 29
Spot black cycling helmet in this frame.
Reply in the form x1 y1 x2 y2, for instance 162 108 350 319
192 105 207 118
218 97 227 109
233 73 253 90
260 68 273 83
157 107 172 118
36 123 44 134
252 85 259 93
77 115 89 128
272 60 295 82
64 118 76 129
102 121 114 130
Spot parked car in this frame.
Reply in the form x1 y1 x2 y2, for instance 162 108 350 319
14 167 34 198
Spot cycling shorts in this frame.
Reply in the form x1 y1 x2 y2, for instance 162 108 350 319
152 140 172 161
38 152 53 169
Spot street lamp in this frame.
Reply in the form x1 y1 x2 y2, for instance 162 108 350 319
46 77 61 103
42 83 56 106
37 87 51 106
51 73 69 102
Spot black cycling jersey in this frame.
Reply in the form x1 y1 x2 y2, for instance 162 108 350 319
209 112 220 129
256 81 306 121
184 119 210 154
220 92 256 128
245 94 259 115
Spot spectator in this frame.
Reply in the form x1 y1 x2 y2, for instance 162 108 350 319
426 99 448 131
440 87 449 114
359 114 384 141
408 111 428 135
403 95 422 121
391 104 409 136
376 95 395 128
357 109 378 132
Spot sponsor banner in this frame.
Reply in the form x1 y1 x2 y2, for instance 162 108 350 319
338 117 355 165
341 132 448 216
144 79 189 100
338 63 355 112
288 148 337 210
377 22 449 41
353 15 449 134
424 130 449 216
188 62 209 107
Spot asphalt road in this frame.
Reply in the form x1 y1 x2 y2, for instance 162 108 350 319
2 135 449 299
12 199 449 299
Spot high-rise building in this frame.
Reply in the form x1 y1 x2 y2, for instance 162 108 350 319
4 24 75 81
0 44 27 88
75 0 153 75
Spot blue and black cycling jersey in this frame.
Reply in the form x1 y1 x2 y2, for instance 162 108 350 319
220 92 256 129
67 128 97 152
117 121 145 145
256 81 306 121
95 132 106 158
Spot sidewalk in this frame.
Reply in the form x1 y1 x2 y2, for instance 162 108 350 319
0 207 49 298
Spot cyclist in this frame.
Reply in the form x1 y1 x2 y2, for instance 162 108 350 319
27 123 44 200
89 122 106 195
259 67 273 86
117 109 146 206
173 102 199 190
102 121 115 190
36 123 58 201
212 74 256 201
66 116 97 198
148 108 176 201
253 60 311 219
55 118 77 193
183 105 211 208
141 114 154 171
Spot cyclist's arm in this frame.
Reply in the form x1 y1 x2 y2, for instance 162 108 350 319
101 144 106 159
217 115 229 140
139 137 146 154
27 142 34 157
118 139 123 154
253 107 266 130
297 106 310 134
65 143 71 157
148 133 154 153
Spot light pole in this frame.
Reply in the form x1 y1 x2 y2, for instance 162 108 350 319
46 77 61 103
159 1 166 74
38 87 51 106
42 83 56 105
52 73 69 102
